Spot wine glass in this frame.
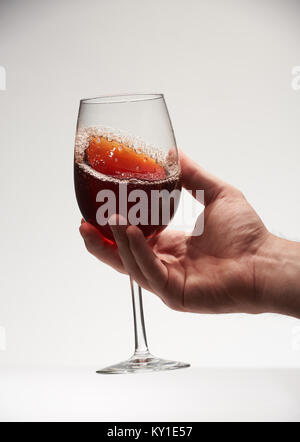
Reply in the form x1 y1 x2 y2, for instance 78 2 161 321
74 94 190 373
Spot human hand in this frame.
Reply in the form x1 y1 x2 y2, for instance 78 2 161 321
79 151 300 318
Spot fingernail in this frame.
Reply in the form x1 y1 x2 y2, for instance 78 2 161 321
79 224 85 236
108 214 118 226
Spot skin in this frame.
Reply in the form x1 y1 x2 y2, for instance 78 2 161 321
79 151 300 319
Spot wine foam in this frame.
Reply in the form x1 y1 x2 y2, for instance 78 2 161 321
75 126 179 184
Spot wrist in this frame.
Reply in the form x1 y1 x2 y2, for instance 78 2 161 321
255 234 300 318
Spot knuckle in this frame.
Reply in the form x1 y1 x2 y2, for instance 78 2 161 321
229 185 244 199
218 184 244 201
162 294 183 312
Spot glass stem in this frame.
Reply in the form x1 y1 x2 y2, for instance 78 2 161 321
130 276 150 356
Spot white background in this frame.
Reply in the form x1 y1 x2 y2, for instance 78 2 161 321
0 0 300 371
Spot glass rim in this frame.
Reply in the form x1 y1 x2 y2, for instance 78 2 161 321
80 93 164 105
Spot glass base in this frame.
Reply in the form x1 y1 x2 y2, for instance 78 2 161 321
96 353 190 374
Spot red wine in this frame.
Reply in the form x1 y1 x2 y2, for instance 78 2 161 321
74 127 181 244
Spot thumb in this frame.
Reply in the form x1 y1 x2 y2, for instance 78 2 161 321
179 150 227 205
